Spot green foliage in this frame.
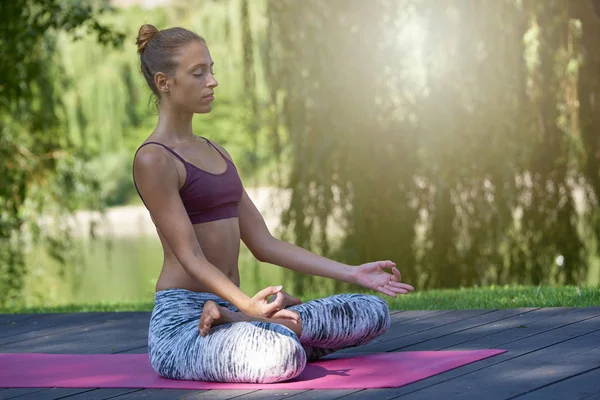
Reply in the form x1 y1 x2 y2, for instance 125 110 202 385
269 0 600 291
0 0 124 307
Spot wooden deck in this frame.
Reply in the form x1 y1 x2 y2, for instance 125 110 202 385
1 307 599 399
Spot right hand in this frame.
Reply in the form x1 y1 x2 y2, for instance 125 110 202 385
245 285 301 323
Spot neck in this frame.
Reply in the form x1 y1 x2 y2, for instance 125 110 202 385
156 101 195 142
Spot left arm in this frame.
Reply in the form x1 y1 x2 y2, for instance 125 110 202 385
238 189 356 284
239 189 414 297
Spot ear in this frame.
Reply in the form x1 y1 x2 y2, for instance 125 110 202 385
154 72 170 94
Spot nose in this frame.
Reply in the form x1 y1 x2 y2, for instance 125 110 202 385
207 73 218 89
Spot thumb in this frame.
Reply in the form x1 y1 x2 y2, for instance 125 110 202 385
255 285 283 301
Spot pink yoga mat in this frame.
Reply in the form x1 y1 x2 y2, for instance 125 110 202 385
0 350 506 390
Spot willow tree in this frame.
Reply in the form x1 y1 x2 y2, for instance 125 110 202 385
569 0 600 279
267 0 600 290
0 0 123 306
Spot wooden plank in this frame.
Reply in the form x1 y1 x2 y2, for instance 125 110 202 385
0 388 96 400
343 307 600 399
0 314 38 324
389 310 454 327
384 313 600 399
223 390 309 399
359 309 536 353
382 308 600 398
0 313 142 347
401 307 570 351
0 313 112 341
0 313 150 354
114 346 148 354
487 345 600 399
180 390 259 400
334 309 495 355
394 331 600 400
0 388 48 399
282 390 363 399
106 389 200 400
515 366 600 399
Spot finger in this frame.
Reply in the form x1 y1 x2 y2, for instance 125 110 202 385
264 295 286 315
387 281 405 288
276 309 301 323
286 294 302 305
387 281 414 291
282 291 302 304
378 286 398 298
255 285 283 301
393 267 401 282
379 260 396 270
399 283 415 291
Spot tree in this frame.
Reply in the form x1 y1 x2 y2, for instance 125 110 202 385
267 0 600 290
0 0 124 306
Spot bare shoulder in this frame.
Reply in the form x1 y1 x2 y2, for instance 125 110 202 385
135 143 169 166
133 143 178 184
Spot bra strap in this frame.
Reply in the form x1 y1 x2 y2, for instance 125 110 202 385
203 137 229 162
136 141 188 165
132 142 188 210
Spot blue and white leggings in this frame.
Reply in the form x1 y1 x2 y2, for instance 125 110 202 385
148 289 391 383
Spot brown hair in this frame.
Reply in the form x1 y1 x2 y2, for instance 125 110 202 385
136 24 205 103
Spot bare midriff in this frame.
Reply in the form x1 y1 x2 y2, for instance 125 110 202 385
154 217 241 293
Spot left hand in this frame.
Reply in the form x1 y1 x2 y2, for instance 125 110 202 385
267 290 303 323
268 291 302 308
353 261 415 297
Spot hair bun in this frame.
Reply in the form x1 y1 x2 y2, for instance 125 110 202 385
136 24 159 54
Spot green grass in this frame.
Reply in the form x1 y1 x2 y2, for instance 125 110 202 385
2 285 598 314
385 284 600 310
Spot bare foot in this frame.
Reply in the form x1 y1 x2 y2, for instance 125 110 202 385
198 300 303 338
198 300 246 336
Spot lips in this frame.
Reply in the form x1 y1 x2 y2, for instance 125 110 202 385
203 93 214 100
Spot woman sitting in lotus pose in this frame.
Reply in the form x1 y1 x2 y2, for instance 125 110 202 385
132 24 415 384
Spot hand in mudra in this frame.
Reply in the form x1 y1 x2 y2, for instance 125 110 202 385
268 290 302 322
354 261 415 297
247 286 301 323
268 290 302 308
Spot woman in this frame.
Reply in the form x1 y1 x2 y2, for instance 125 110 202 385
132 24 414 384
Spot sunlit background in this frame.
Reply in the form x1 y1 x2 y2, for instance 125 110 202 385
1 0 600 308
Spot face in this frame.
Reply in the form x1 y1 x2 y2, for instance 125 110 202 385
157 40 218 114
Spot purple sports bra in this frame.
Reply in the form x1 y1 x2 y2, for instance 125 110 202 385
132 138 244 224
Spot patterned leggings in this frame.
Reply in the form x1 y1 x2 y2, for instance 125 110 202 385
148 289 391 383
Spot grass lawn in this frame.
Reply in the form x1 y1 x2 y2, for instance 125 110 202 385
1 285 598 314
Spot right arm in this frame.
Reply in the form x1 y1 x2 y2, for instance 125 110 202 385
133 145 297 321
